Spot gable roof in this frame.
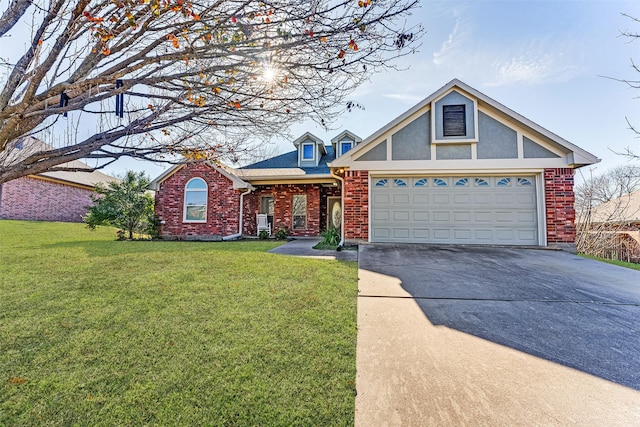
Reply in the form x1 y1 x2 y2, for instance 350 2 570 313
589 190 640 224
4 137 119 189
331 78 599 168
149 161 252 190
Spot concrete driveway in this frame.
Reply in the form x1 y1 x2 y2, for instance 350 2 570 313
356 244 640 426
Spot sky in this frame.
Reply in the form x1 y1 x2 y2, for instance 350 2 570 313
103 1 640 182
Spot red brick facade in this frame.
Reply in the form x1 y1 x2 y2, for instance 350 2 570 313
343 170 369 241
0 176 93 222
154 165 578 246
154 163 241 239
155 163 342 239
243 184 338 237
544 168 576 244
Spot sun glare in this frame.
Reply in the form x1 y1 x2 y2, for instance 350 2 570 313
262 63 277 83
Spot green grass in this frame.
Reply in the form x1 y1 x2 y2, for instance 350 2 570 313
579 253 640 271
0 220 358 426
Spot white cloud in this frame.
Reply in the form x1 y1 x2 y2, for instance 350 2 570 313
486 50 580 87
432 9 466 66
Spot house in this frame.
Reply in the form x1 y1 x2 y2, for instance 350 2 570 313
580 189 640 262
0 137 119 222
151 79 599 251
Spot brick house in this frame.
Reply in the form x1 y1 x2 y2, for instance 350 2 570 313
0 138 119 222
151 79 599 251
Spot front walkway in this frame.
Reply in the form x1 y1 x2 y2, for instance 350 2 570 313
267 238 358 261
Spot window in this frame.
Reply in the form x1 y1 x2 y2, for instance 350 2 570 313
340 141 353 156
443 104 466 137
302 143 314 160
184 178 207 222
292 195 307 230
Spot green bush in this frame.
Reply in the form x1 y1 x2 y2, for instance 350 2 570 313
275 227 289 240
320 227 340 247
259 229 270 240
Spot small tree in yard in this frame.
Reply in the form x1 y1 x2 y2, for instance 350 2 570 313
84 170 155 239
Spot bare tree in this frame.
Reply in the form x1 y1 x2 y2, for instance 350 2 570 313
0 0 422 183
575 165 640 262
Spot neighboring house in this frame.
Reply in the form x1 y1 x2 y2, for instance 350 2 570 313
0 138 119 222
151 79 599 251
582 189 640 262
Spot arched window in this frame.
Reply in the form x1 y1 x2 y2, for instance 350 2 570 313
184 178 207 222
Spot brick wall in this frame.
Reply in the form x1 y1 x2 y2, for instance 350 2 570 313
154 163 241 239
343 170 368 240
544 168 576 243
0 176 93 222
243 183 332 237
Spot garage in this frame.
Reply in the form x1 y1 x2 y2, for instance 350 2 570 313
370 176 539 245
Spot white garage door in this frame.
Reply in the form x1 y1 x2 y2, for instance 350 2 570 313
371 176 538 245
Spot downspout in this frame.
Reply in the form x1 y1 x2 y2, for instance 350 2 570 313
330 168 345 249
223 186 254 241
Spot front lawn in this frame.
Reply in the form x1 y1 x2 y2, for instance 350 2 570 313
0 221 358 426
579 253 640 271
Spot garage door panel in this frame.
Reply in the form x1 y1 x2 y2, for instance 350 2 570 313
433 229 452 240
373 210 390 221
475 212 492 222
373 194 390 205
393 228 410 239
454 194 471 204
433 194 450 204
413 229 430 239
393 211 410 221
433 212 450 222
453 211 471 222
373 228 390 239
454 229 472 240
371 175 538 245
413 194 430 204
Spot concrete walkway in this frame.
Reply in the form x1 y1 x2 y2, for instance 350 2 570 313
267 238 358 261
355 244 640 426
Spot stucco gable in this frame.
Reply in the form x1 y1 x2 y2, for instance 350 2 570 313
331 79 599 169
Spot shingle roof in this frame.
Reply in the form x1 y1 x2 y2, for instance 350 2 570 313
6 137 119 188
239 145 336 176
589 190 640 224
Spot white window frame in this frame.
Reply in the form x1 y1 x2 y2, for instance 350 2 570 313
301 142 315 161
292 194 307 230
183 177 207 223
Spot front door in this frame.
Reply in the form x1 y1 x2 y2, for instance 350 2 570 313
327 197 342 230
260 196 274 230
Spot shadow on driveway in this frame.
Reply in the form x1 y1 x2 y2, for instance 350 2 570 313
358 244 640 390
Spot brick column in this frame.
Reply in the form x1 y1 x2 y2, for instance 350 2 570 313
343 170 369 241
544 168 576 251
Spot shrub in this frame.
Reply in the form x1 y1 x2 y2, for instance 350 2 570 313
275 227 289 240
259 229 270 240
320 227 340 247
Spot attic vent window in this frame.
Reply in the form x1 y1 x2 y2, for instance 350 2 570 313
443 104 466 137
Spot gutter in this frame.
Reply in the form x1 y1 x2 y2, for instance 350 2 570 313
222 186 254 240
330 168 345 249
